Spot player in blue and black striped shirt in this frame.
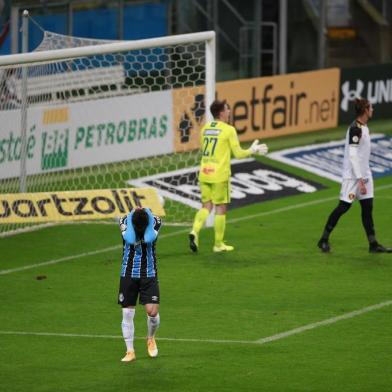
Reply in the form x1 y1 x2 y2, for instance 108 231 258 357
117 207 162 363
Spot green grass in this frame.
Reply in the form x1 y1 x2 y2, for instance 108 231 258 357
1 121 392 392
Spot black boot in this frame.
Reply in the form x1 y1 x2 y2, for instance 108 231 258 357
317 239 331 253
369 242 392 253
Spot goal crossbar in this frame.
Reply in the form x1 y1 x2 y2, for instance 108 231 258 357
0 31 216 67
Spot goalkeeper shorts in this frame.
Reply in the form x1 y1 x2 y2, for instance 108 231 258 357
200 181 230 205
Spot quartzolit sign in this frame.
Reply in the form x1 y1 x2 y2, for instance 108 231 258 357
0 188 165 224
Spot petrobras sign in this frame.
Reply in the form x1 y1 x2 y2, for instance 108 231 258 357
339 64 392 123
127 158 325 209
0 90 173 180
268 134 392 182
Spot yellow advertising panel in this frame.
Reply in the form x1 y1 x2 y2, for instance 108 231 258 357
0 188 165 224
173 68 340 152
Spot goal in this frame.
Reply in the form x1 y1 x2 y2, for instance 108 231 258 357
0 28 215 235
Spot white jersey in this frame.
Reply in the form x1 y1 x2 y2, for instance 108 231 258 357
342 121 372 180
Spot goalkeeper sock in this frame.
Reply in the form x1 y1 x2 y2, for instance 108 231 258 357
214 214 226 246
192 208 209 234
121 308 135 352
147 314 160 337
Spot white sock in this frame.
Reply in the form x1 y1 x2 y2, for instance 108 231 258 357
121 308 135 352
147 313 160 338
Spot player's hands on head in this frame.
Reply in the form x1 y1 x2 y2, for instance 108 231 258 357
119 216 127 232
249 139 268 156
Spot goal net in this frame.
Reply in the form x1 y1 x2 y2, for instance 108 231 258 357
0 28 215 235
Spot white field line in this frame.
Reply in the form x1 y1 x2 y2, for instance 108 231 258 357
0 330 250 344
1 182 392 276
0 245 120 276
1 299 391 346
0 230 189 276
255 299 392 344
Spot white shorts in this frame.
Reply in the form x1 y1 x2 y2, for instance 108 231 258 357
339 177 374 203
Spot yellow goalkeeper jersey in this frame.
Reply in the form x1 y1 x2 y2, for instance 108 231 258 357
198 120 251 183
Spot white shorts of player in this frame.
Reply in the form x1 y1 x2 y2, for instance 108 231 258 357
339 177 374 203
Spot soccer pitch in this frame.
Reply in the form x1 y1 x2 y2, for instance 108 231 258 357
1 120 392 392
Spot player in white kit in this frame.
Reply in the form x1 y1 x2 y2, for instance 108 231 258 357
318 98 391 253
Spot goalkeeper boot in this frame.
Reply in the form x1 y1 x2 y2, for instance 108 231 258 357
147 337 158 358
317 239 330 253
369 242 392 253
121 351 136 362
213 243 234 253
189 231 199 253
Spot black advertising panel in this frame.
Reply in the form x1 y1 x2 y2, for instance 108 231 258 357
128 159 325 211
339 64 392 124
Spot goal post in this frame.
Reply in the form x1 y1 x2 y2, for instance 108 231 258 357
0 28 216 235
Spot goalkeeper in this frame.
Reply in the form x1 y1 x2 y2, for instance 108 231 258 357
189 99 268 253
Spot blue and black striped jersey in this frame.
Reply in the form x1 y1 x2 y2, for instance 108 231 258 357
119 214 162 278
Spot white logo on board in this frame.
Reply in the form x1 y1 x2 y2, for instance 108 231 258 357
341 80 364 111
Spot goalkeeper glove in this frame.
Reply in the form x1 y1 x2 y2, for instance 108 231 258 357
249 140 268 156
